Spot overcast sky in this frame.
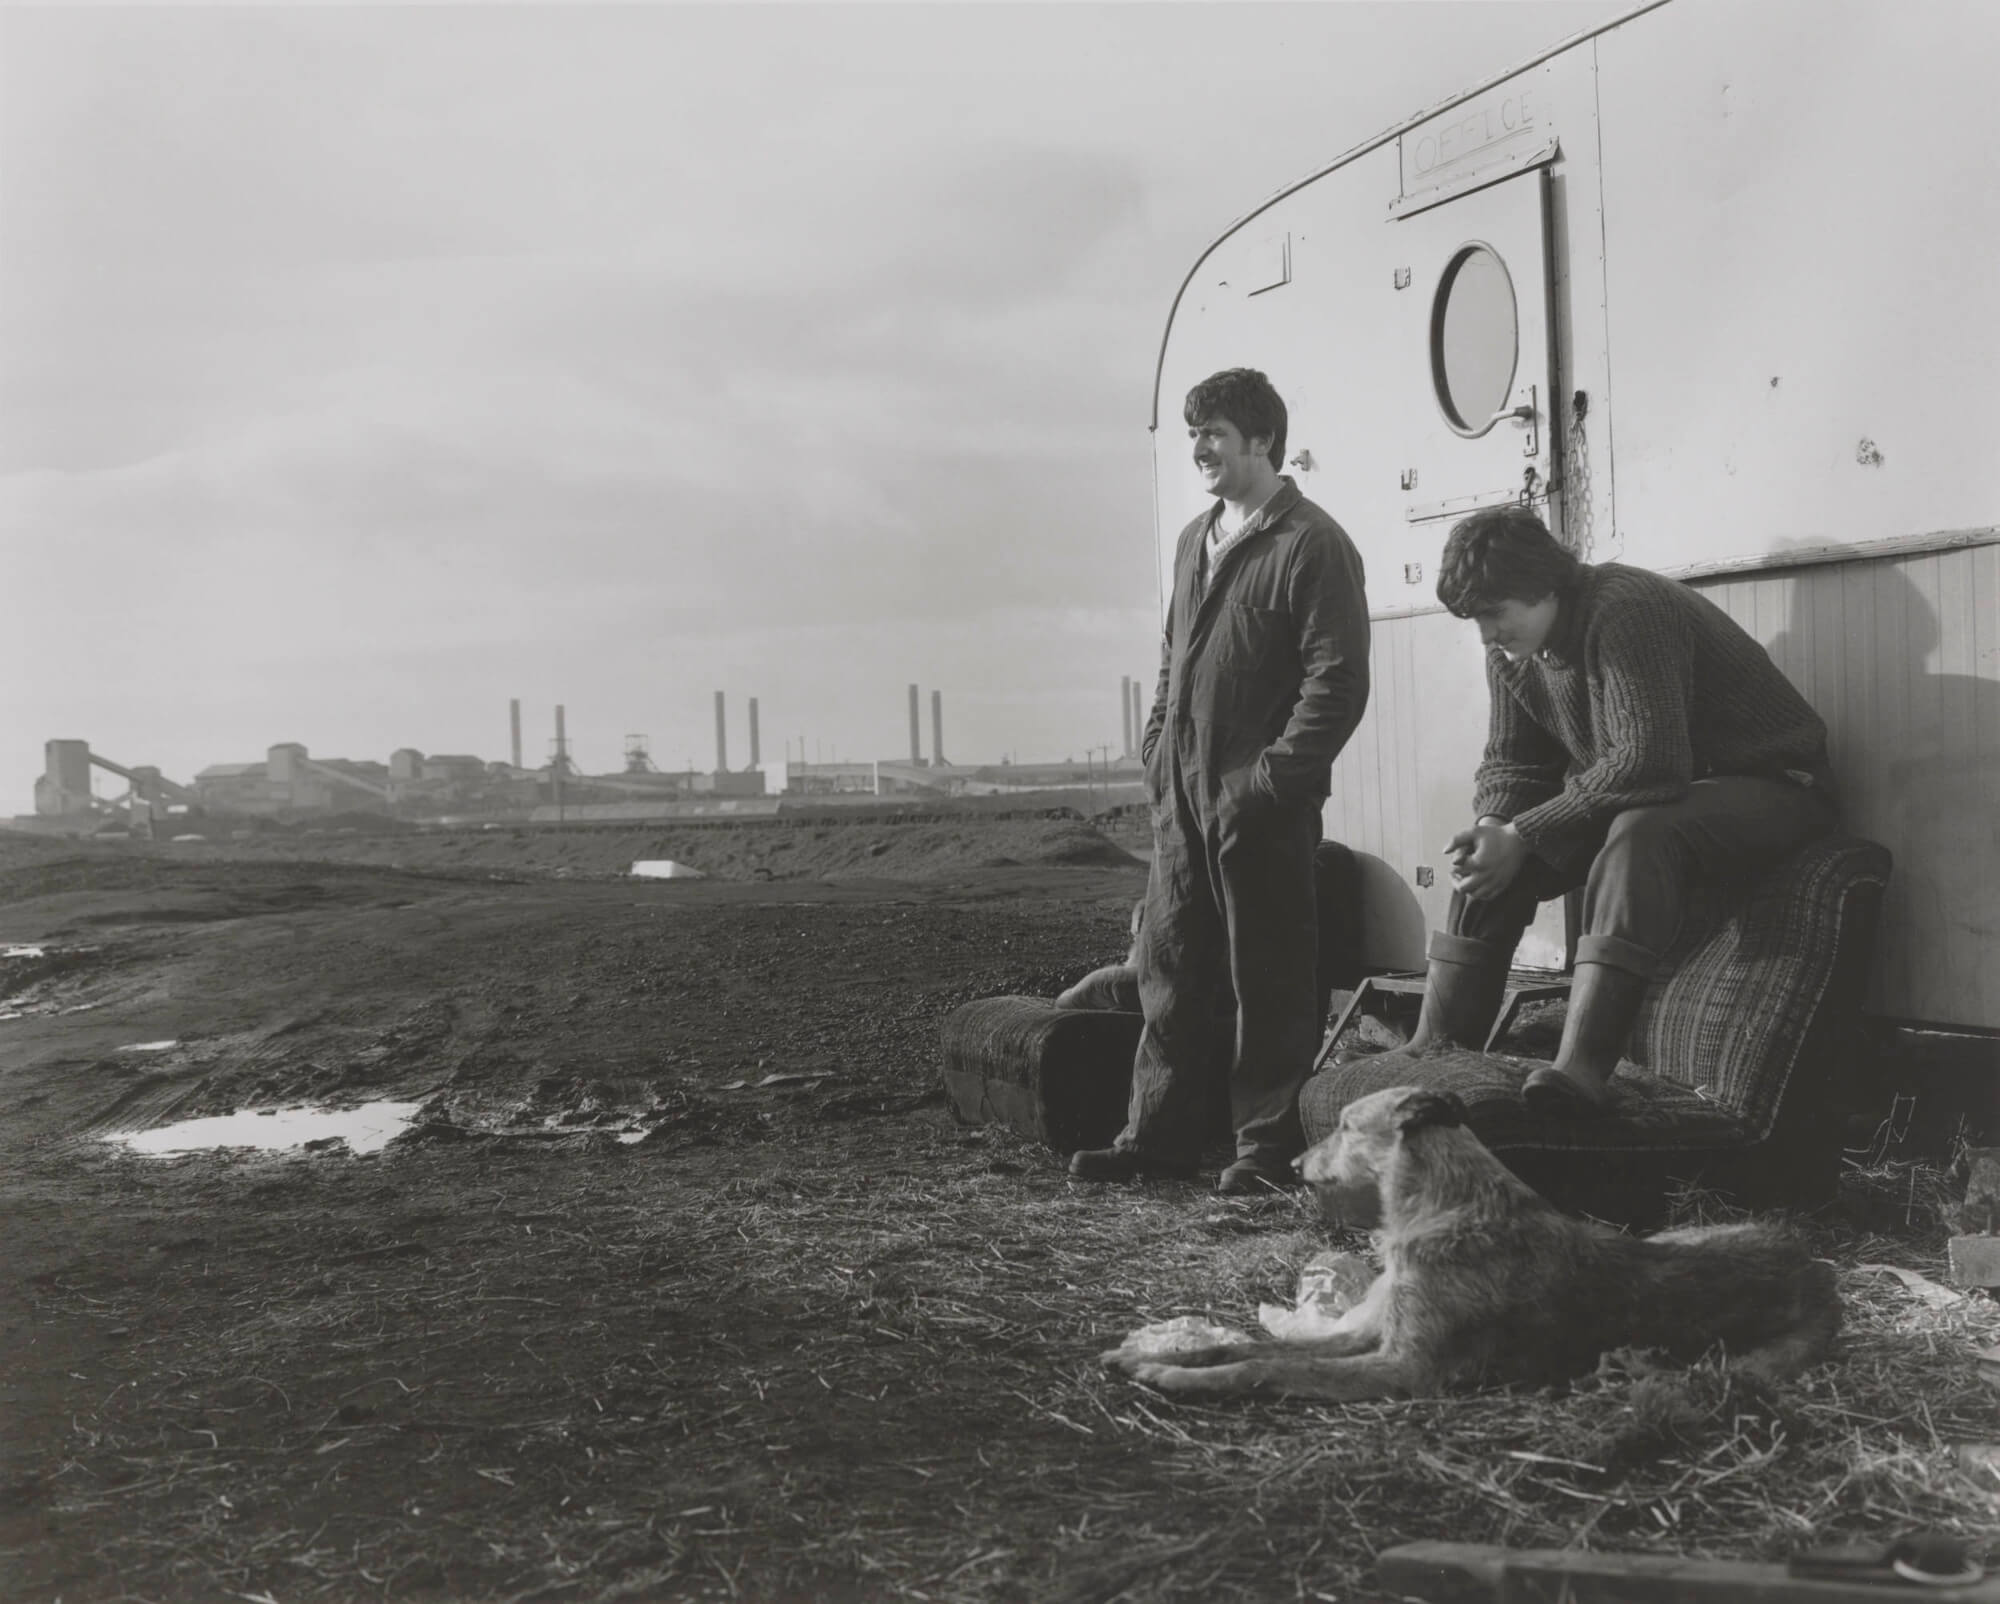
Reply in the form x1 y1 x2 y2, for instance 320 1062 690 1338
1 0 1626 809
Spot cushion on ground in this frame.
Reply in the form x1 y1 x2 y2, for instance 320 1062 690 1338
938 995 1234 1155
1298 834 1892 1220
1309 1047 1750 1153
939 997 1144 1154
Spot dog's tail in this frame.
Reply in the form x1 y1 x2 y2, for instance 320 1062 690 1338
1634 1224 1842 1379
1734 1256 1842 1381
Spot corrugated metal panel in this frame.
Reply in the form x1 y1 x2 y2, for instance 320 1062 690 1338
1691 546 2000 1028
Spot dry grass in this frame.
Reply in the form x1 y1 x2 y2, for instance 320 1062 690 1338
13 843 1992 1601
21 1125 2000 1604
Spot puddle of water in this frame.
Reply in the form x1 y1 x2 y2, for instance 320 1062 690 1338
2 944 47 959
116 1040 180 1053
111 1101 424 1156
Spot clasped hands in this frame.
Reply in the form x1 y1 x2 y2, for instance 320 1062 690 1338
1445 818 1527 901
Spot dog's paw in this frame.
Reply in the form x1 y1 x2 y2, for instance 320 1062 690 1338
1101 1316 1251 1373
1128 1359 1260 1398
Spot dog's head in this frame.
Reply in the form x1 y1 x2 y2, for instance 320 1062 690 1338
1293 1086 1469 1228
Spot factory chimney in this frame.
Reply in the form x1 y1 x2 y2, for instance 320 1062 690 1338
1121 677 1133 758
749 698 761 767
931 689 945 767
1130 679 1145 757
907 684 922 766
714 691 728 773
510 698 523 771
553 705 567 815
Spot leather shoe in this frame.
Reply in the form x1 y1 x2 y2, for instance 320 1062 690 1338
1215 1157 1301 1196
1067 1146 1198 1183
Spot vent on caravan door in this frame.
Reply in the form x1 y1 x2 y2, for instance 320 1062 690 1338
1430 243 1518 437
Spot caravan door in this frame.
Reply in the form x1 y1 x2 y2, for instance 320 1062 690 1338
1393 164 1569 970
1392 166 1558 567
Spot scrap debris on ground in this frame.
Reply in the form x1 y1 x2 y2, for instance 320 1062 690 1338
0 819 1993 1602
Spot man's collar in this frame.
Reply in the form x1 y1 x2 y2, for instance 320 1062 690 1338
1536 569 1591 666
1211 474 1300 537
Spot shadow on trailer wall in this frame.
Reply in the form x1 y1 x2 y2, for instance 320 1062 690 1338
1704 545 2000 1036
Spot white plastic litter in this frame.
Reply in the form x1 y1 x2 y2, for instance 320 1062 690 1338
1258 1249 1378 1339
630 861 707 880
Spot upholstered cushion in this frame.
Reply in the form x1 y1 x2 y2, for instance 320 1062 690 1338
1302 1046 1749 1154
939 996 1145 1154
1627 835 1892 1138
1298 834 1892 1165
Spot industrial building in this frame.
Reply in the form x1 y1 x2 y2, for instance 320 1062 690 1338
23 678 1149 832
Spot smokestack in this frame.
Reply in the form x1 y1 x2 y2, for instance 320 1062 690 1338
1130 679 1145 757
749 698 761 767
714 691 728 773
553 705 567 814
1121 677 1133 758
908 683 922 765
931 689 945 767
510 698 522 770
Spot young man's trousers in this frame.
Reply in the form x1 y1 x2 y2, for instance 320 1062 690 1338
1115 775 1323 1166
1442 775 1837 975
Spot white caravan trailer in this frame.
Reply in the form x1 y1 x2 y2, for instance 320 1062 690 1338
1150 0 1999 1084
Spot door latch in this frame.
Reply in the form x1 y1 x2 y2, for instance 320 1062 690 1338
1488 383 1539 458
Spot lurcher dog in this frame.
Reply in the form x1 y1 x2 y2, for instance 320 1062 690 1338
1101 1085 1841 1400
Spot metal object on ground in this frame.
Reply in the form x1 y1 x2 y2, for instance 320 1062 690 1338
1376 1539 1997 1602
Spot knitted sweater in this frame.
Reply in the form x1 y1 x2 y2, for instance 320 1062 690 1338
1473 563 1832 870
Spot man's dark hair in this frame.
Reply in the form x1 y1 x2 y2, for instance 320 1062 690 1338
1184 368 1287 470
1435 506 1581 616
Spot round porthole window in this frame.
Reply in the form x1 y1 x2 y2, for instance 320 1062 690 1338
1430 243 1519 437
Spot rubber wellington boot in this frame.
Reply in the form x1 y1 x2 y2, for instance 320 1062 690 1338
1522 962 1652 1117
1403 933 1513 1053
1337 934 1511 1070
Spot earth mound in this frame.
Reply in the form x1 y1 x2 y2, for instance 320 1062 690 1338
95 810 1145 881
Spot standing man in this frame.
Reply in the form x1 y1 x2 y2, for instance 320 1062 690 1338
1401 506 1836 1113
1070 369 1370 1194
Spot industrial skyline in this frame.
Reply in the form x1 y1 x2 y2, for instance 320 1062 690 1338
24 677 1154 825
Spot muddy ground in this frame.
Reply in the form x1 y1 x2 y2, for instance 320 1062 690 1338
1 818 1993 1603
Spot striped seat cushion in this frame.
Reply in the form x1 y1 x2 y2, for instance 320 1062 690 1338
1627 834 1892 1138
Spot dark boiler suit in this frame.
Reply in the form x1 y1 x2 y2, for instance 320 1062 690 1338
1117 477 1371 1166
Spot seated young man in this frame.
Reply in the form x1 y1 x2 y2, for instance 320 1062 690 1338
1407 507 1837 1114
